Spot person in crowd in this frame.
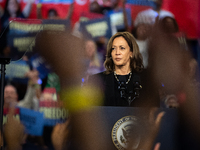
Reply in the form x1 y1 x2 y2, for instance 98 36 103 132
103 0 124 14
4 70 63 150
47 9 59 19
155 16 196 107
96 36 108 62
159 16 178 35
0 0 34 56
3 102 50 150
103 0 131 33
0 0 34 30
37 4 59 20
159 16 187 49
4 69 41 110
159 58 199 108
134 0 174 28
132 23 151 68
3 111 26 150
72 1 101 38
88 31 160 107
37 0 74 20
51 119 70 150
83 39 104 83
89 1 104 14
72 0 118 38
3 71 46 150
89 0 125 15
148 18 200 149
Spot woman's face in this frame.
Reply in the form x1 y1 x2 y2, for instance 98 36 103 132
7 0 19 16
136 24 150 40
48 11 58 19
85 40 96 58
163 17 177 33
90 2 101 13
111 36 133 69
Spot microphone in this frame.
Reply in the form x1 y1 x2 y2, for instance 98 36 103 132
118 76 127 99
116 74 142 106
126 74 142 106
132 75 142 98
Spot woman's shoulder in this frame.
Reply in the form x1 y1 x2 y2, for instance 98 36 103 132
90 71 106 78
88 71 111 83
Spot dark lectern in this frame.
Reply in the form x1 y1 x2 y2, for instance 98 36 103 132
86 106 179 150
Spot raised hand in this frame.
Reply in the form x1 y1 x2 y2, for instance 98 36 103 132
51 119 70 150
4 110 26 150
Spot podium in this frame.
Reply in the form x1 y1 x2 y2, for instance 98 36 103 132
81 106 179 150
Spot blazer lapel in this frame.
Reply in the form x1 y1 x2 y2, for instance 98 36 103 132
103 73 115 103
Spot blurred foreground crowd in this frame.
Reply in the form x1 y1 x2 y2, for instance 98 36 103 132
0 0 200 149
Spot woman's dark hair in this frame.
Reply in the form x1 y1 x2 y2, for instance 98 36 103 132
104 32 143 74
4 0 21 17
132 26 138 39
160 16 179 34
48 9 58 17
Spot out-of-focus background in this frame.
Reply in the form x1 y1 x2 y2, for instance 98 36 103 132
0 0 199 149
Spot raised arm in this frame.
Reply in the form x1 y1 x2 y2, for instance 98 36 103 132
18 69 41 109
65 0 74 20
22 0 35 18
36 3 43 19
122 0 131 32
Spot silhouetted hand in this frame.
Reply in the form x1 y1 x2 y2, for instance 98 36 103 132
51 119 70 150
35 30 85 88
4 111 26 150
129 108 165 150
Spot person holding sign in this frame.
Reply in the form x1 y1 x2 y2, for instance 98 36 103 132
83 39 105 83
134 0 174 28
4 69 41 110
88 31 160 107
36 0 74 20
0 0 34 55
3 110 26 150
0 0 34 29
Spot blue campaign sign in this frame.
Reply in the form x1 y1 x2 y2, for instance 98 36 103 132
5 60 30 83
126 0 155 7
42 19 71 31
39 0 72 4
80 17 112 41
44 118 67 126
106 8 132 31
7 19 71 62
39 104 68 126
19 107 44 136
7 33 36 61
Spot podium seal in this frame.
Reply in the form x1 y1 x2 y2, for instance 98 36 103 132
111 116 141 150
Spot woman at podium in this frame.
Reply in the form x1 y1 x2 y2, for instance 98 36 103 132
88 32 160 107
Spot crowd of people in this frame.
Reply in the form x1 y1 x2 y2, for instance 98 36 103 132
0 0 199 149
